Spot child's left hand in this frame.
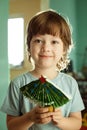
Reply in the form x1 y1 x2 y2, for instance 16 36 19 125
52 108 63 127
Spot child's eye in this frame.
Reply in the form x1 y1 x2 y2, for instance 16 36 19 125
52 40 59 44
33 39 43 44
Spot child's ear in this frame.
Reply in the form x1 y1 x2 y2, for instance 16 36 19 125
63 46 67 54
63 50 66 55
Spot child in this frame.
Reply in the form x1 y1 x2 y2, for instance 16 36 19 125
0 9 84 130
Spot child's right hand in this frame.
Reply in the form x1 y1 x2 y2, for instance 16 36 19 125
29 106 53 124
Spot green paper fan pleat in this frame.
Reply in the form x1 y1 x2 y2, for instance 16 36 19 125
20 78 70 108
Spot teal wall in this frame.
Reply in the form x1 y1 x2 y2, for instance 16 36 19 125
0 0 9 130
50 0 87 72
76 0 87 71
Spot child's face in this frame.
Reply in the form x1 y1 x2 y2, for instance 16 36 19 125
30 34 64 69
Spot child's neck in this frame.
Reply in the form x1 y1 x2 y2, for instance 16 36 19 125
30 68 58 80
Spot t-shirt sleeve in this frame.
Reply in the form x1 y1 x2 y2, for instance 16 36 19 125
0 81 21 116
70 78 85 112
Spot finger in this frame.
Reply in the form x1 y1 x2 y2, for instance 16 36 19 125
37 112 53 119
54 107 61 112
36 116 52 124
36 107 49 113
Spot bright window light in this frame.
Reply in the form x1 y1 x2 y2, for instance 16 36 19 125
8 18 24 68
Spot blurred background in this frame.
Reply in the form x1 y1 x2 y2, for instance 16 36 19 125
0 0 87 129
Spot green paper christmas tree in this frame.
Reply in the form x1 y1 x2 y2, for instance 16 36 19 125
20 75 71 109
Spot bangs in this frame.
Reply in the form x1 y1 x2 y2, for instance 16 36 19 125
33 22 60 36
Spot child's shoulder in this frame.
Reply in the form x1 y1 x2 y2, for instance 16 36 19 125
10 72 33 87
12 72 29 81
59 72 77 83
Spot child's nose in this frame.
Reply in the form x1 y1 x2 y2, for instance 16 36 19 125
41 42 51 52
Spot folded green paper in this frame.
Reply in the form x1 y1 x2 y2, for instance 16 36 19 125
20 75 71 108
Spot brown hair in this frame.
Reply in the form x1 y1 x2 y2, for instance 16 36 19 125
27 9 73 71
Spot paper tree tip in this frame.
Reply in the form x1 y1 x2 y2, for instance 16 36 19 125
39 75 46 83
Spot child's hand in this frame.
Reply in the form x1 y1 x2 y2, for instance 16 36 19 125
29 106 53 124
52 108 63 127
